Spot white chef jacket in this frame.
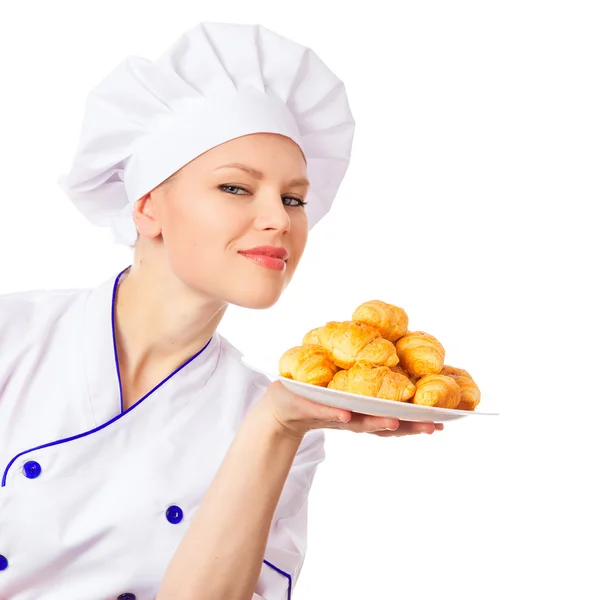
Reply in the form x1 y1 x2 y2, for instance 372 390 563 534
0 267 325 600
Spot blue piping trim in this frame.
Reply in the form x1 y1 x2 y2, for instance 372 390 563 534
263 559 292 600
2 267 213 487
111 269 126 414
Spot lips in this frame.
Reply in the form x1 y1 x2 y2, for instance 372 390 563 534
238 246 288 272
238 246 288 261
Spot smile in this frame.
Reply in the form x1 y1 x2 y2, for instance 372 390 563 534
238 252 287 272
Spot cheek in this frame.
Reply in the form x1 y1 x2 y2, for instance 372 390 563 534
160 193 246 274
288 213 309 267
163 193 242 245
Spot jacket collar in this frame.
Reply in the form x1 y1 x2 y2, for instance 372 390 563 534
82 266 221 426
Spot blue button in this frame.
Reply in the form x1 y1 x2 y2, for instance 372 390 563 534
0 554 8 571
23 461 42 479
166 505 184 524
117 594 136 600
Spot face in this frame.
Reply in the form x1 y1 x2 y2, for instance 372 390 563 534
133 133 310 309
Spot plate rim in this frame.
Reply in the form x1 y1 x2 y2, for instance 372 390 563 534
278 375 500 416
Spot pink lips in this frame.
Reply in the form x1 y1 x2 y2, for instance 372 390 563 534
239 246 288 271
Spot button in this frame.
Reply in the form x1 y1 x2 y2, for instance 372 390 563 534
165 505 184 524
0 554 8 571
117 594 136 600
23 461 42 479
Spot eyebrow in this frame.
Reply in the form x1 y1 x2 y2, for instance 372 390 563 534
215 163 310 187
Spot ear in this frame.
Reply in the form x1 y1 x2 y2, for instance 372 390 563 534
132 190 163 239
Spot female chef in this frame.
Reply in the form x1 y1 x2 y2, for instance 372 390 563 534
0 21 442 600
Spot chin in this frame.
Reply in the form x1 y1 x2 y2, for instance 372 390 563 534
226 284 286 310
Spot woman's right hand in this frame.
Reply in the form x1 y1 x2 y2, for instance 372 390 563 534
260 380 443 440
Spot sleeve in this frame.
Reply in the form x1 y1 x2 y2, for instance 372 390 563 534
253 427 326 600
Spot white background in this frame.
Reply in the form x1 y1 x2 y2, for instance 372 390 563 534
0 1 598 599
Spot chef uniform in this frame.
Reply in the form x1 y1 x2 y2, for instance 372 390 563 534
0 22 354 600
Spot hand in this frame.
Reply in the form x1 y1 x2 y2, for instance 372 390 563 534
261 380 444 439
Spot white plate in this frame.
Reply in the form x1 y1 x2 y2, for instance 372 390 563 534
278 376 500 423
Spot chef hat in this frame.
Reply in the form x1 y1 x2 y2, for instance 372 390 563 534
57 21 355 246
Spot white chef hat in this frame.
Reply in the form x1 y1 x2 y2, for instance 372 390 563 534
57 21 355 246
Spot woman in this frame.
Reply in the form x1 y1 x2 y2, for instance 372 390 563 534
0 22 442 600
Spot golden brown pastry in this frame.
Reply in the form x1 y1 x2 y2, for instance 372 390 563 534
440 366 481 411
395 331 445 377
440 365 472 379
313 321 399 369
302 327 323 346
390 364 409 377
279 300 481 411
328 368 349 391
389 364 419 385
352 300 409 342
279 344 338 387
412 374 461 409
328 361 415 402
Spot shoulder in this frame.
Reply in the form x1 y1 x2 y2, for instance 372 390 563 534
0 286 87 323
0 286 88 348
216 334 273 396
216 334 326 456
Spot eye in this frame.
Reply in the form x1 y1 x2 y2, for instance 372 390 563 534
219 185 248 196
219 185 248 195
219 185 307 208
282 196 307 208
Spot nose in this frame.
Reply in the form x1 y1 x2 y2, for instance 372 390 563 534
253 193 291 233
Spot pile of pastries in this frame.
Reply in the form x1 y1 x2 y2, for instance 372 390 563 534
279 300 481 411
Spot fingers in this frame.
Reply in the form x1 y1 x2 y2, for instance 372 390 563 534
370 421 444 437
337 413 429 434
335 413 445 436
331 413 393 433
372 421 444 437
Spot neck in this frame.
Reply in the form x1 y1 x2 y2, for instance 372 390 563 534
113 258 227 390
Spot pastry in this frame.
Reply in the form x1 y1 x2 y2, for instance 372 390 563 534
328 361 415 402
308 321 399 370
302 327 323 346
278 301 481 411
389 364 419 384
279 344 338 387
412 373 461 409
395 331 445 377
352 300 409 342
440 365 481 411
